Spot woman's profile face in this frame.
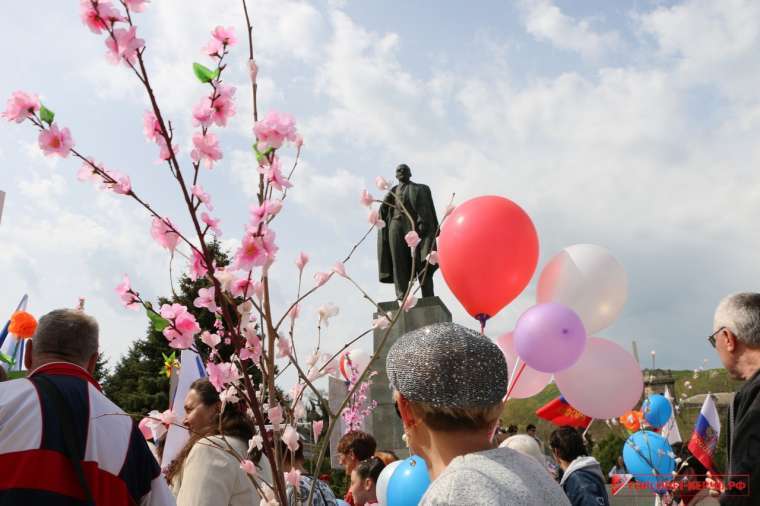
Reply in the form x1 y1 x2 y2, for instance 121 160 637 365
183 388 219 433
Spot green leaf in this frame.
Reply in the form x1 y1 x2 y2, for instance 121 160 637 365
193 62 217 83
0 352 15 367
40 104 55 125
8 370 27 380
147 309 170 332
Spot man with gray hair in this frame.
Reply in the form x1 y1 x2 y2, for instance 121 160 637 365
710 293 760 505
0 309 175 505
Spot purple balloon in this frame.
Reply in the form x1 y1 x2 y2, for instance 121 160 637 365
514 303 587 373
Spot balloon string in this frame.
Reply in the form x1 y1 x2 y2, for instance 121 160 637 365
504 360 527 401
475 313 489 335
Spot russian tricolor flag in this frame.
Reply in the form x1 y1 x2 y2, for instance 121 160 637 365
687 394 721 471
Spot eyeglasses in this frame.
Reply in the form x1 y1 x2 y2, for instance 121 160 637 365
707 327 725 348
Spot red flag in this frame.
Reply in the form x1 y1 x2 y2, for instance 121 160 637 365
610 474 633 496
536 396 592 428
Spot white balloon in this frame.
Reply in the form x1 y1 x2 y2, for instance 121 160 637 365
376 460 402 506
536 244 627 334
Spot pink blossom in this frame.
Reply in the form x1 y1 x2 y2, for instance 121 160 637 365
77 159 100 182
191 132 222 169
213 268 236 292
115 274 140 310
80 0 123 34
368 209 386 229
318 303 339 327
38 124 74 158
159 409 176 426
189 250 208 281
253 111 298 151
288 304 301 322
200 330 221 349
124 0 149 13
155 136 177 162
105 26 145 66
145 410 167 439
360 189 374 207
313 271 332 287
268 405 283 429
295 252 309 272
209 85 236 127
240 460 257 476
193 286 217 312
375 176 390 191
191 97 214 127
261 157 292 192
2 91 40 123
104 169 131 195
276 336 291 358
312 420 324 441
405 231 420 249
231 278 254 298
284 469 301 487
249 199 281 228
150 217 180 252
372 314 391 330
207 361 240 392
240 332 261 363
426 251 439 265
138 417 153 440
159 303 185 320
201 212 222 236
212 26 237 46
402 294 418 312
282 425 300 453
332 261 348 278
234 228 278 271
294 134 304 150
160 304 200 349
191 184 213 211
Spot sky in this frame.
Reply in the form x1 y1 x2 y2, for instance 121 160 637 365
2 0 760 390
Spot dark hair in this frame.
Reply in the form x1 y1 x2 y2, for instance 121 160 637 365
374 450 398 466
526 424 536 431
549 426 587 462
165 378 255 483
507 424 518 433
337 431 376 460
355 457 385 484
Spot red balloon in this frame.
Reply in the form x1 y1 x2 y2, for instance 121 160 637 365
438 196 538 319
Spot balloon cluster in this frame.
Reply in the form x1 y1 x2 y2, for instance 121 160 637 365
437 196 642 419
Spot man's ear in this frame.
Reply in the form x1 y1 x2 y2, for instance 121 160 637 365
24 340 34 370
396 394 417 428
363 477 373 492
725 329 738 353
85 352 98 374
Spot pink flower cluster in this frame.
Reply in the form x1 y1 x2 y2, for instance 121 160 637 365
80 1 147 67
77 159 131 195
342 366 378 433
1 91 40 123
258 156 292 192
204 26 237 57
159 303 201 349
234 225 278 271
191 132 222 169
207 361 241 392
115 274 140 310
105 26 145 66
39 124 74 158
150 217 181 252
253 111 299 151
192 85 236 128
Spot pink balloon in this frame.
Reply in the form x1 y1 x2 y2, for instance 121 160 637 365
495 332 552 399
555 337 643 420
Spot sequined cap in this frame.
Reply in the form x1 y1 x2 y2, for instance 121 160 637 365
386 322 509 407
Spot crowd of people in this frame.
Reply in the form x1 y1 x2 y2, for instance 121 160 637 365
0 291 759 505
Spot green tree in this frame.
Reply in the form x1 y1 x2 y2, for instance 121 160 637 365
103 242 230 415
593 432 626 477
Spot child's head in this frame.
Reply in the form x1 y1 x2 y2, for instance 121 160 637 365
349 456 385 506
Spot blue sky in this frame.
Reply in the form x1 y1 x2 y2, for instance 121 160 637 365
2 0 760 388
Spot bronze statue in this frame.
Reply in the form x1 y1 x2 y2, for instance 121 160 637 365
377 164 438 299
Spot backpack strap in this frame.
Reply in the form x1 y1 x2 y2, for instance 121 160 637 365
31 375 96 506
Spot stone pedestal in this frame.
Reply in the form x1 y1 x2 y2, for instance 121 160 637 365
327 296 451 468
369 296 451 456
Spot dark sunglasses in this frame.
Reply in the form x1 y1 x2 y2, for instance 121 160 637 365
707 327 725 348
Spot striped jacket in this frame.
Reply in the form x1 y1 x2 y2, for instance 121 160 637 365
0 362 175 505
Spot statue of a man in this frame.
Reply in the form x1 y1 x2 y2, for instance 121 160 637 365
377 164 438 299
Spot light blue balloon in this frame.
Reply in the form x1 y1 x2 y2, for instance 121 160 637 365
623 430 675 492
642 394 672 429
387 455 431 506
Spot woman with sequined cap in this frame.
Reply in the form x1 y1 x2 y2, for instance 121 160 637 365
386 322 570 505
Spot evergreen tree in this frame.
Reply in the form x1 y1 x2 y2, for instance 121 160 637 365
103 243 230 415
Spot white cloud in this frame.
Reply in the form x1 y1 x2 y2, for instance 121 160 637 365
519 0 622 60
